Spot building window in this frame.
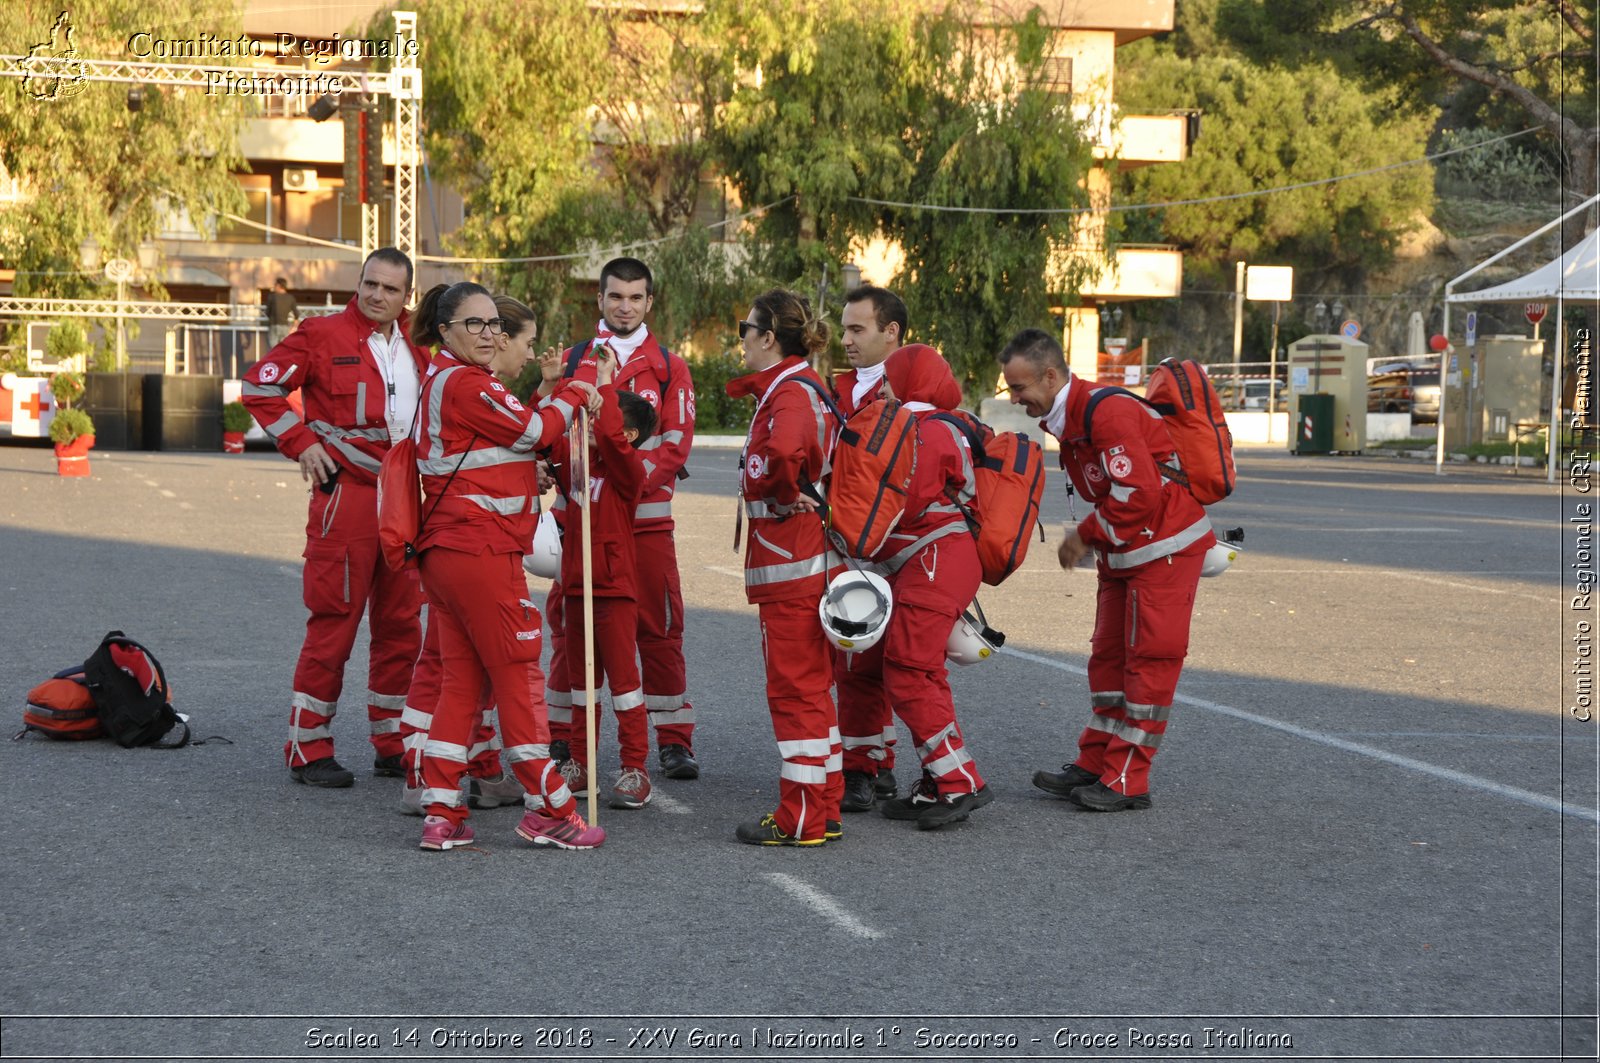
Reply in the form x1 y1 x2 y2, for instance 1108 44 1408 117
1036 55 1072 95
217 186 271 243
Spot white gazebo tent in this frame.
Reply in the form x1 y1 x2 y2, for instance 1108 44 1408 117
1444 195 1600 481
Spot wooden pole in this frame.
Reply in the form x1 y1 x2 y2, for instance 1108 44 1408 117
575 407 598 825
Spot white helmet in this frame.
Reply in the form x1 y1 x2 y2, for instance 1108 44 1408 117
946 601 1006 666
1200 538 1241 577
818 570 893 652
522 508 562 578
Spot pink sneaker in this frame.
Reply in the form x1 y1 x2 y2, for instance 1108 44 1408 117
515 808 606 850
419 815 474 851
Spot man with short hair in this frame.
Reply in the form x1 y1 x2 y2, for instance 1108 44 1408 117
997 328 1214 811
552 257 699 779
243 248 428 787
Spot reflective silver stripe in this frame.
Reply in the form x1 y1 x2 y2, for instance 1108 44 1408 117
613 689 646 712
547 705 573 725
780 761 829 784
647 706 695 724
1085 714 1165 749
878 726 896 743
541 778 573 809
289 723 332 741
460 493 530 516
826 751 842 772
546 689 572 708
400 706 433 729
308 419 390 443
642 458 657 477
369 691 406 711
467 738 495 758
634 429 686 453
745 552 829 587
423 739 470 762
318 432 382 474
546 397 576 425
243 381 289 398
369 718 401 734
1095 511 1128 546
866 523 968 577
922 501 965 516
636 501 673 520
355 381 368 425
841 734 884 750
752 530 793 560
745 500 779 518
918 722 959 760
1109 482 1136 504
925 747 975 777
1091 691 1126 708
1105 515 1213 569
504 742 551 763
421 787 465 809
1124 701 1173 723
402 733 426 753
417 446 537 475
552 493 568 512
264 411 301 439
291 691 337 715
423 365 464 461
643 693 684 711
777 737 832 757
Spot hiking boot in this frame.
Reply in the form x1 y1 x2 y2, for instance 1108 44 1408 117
549 739 571 764
467 771 524 809
291 757 354 788
372 754 405 778
878 773 938 821
825 819 844 841
659 743 700 780
609 767 653 810
419 815 474 851
1032 763 1100 799
399 784 425 816
874 768 898 798
840 770 877 813
515 808 605 850
916 785 994 831
1068 781 1153 812
734 813 825 847
559 758 588 795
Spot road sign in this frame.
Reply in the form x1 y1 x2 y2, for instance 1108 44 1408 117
1465 311 1478 347
1340 319 1361 340
1245 265 1294 302
1525 303 1548 325
1103 337 1127 358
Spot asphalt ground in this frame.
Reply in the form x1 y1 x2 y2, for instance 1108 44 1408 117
0 439 1594 1063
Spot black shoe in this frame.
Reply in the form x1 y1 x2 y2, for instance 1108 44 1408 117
549 739 570 764
1068 780 1153 812
840 770 876 813
735 813 824 847
291 757 354 788
916 785 994 831
879 774 938 821
659 743 700 780
372 754 405 778
825 819 843 841
1032 763 1100 798
873 768 898 798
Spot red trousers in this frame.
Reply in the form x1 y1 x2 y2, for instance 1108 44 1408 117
287 479 422 768
636 530 693 751
837 536 986 797
758 597 842 842
1077 547 1203 797
416 547 574 826
399 597 502 786
543 580 572 747
562 595 648 771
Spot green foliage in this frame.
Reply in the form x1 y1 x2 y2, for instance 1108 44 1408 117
45 321 89 366
222 400 253 433
49 407 94 444
49 369 84 408
0 1 247 298
1435 127 1556 198
686 351 756 433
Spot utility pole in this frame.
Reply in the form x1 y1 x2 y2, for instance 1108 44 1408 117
1231 260 1246 407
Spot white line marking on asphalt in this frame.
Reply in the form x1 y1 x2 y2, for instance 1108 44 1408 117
998 645 1599 822
143 480 159 487
178 502 193 510
705 565 744 578
1372 569 1560 603
650 792 693 814
1310 527 1463 534
277 564 302 578
763 872 885 939
159 489 176 498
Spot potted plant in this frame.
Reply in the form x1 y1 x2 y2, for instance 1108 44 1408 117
49 408 95 477
222 400 252 453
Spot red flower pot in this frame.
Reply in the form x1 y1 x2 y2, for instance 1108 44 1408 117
53 434 94 477
223 431 246 453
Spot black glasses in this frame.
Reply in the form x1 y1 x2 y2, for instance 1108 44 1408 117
737 320 768 339
447 317 506 336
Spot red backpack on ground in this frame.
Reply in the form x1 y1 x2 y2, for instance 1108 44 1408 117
1085 357 1236 505
927 412 1048 585
791 379 919 559
18 669 100 741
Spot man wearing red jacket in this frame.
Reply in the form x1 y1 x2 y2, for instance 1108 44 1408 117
556 258 698 780
834 285 908 809
242 248 428 788
998 328 1214 811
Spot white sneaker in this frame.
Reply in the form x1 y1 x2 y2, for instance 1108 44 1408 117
467 771 525 809
399 784 425 817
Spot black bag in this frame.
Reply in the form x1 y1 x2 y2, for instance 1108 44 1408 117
82 631 189 748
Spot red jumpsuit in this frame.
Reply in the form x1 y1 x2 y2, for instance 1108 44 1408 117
399 599 501 786
546 386 648 774
837 346 987 799
726 356 844 842
412 350 589 826
242 298 427 769
1047 376 1215 797
562 335 696 754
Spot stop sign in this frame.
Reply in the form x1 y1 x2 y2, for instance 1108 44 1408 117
1525 303 1549 325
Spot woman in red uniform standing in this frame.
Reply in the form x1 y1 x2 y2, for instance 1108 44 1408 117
409 281 605 852
726 289 843 846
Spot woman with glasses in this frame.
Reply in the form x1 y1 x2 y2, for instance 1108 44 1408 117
724 289 843 846
407 281 607 852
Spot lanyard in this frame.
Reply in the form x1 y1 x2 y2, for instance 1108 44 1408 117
734 361 807 552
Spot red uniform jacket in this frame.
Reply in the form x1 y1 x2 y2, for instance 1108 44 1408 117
545 385 645 599
413 350 587 557
242 298 428 484
1050 376 1215 569
563 332 694 531
727 356 834 604
832 366 884 419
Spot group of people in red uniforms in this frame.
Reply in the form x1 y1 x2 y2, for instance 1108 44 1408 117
244 247 1211 852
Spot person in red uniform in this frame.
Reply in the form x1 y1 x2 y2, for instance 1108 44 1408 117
554 258 699 781
544 346 658 811
997 328 1214 811
725 289 844 846
407 281 605 851
842 344 993 830
833 285 909 809
242 247 428 788
398 294 547 814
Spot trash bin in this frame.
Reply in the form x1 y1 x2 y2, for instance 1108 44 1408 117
142 374 223 452
1295 393 1334 454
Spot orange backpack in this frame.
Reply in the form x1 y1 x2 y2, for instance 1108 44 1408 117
928 412 1048 585
791 379 918 559
17 669 101 741
1085 358 1236 505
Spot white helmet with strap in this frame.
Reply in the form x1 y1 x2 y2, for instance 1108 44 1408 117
946 599 1006 666
818 570 893 652
1200 531 1243 578
522 507 562 579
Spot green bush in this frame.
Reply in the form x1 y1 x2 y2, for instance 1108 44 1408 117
49 407 94 444
687 350 756 434
45 321 90 366
49 370 84 408
222 400 254 433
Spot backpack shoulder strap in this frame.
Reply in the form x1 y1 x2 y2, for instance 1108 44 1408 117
1081 386 1150 444
787 375 847 426
562 340 592 379
926 411 990 467
89 630 170 704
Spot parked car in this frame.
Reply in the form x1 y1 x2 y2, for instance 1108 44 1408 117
1366 362 1440 423
1218 378 1285 410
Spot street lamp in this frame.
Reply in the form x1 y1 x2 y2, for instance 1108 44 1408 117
78 237 159 369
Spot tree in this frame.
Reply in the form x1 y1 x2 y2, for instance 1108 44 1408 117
0 1 246 298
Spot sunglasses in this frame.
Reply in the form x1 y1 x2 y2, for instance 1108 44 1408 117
737 320 769 339
447 317 506 336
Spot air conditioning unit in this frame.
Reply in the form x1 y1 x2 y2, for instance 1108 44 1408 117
283 168 319 192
